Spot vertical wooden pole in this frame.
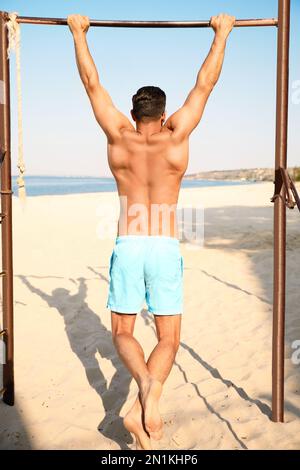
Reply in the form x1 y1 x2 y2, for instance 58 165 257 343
272 0 290 422
0 11 14 406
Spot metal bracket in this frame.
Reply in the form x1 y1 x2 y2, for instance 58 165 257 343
0 189 13 195
271 167 300 212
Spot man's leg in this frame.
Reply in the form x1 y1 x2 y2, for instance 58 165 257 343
111 311 152 449
147 314 181 382
128 315 181 440
111 312 151 387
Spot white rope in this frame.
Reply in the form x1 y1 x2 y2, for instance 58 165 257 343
7 12 26 202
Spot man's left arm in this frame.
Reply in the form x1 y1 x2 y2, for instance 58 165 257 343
68 14 134 143
165 14 235 140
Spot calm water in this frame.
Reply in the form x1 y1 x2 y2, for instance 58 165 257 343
11 176 257 197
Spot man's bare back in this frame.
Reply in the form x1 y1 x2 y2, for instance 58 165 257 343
108 125 188 237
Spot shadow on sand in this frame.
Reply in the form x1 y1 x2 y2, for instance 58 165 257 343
179 203 300 417
18 272 132 450
0 397 33 449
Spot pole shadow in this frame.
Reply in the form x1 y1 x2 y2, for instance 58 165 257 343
179 342 271 418
140 309 274 449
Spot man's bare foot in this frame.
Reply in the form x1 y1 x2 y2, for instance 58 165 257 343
124 398 152 450
140 378 163 440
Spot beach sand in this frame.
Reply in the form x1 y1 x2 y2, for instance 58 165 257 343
0 181 300 450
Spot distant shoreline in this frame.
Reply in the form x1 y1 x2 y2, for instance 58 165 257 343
184 167 299 182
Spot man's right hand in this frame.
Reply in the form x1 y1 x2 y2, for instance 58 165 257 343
210 13 236 39
67 14 90 36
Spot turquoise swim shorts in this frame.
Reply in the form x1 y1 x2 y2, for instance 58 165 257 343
106 235 183 315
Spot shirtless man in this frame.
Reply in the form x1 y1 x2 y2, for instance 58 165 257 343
68 13 235 449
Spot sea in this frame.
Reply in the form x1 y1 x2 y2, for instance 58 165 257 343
11 175 257 197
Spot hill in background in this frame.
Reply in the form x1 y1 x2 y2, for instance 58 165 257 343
185 167 300 182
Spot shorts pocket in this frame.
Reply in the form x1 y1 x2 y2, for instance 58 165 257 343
180 255 184 277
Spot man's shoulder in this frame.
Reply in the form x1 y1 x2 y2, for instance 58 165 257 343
119 128 139 139
107 127 137 145
162 124 189 144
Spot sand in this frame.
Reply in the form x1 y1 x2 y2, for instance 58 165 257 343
0 181 300 450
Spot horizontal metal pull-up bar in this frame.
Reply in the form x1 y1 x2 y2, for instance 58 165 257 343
16 16 278 28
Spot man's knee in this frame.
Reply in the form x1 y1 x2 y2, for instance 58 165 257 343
111 312 135 343
112 326 133 344
155 315 181 355
159 333 180 355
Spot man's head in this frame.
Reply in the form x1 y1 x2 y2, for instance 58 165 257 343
131 86 166 123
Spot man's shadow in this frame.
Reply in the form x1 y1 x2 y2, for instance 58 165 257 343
18 274 132 450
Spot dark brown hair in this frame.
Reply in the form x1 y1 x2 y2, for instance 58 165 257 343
132 86 166 121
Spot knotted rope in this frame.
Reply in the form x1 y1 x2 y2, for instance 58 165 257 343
7 12 26 202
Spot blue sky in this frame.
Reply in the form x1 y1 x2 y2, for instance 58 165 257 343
2 0 300 176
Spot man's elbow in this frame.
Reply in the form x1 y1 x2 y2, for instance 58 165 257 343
198 81 214 96
82 74 99 94
197 76 215 95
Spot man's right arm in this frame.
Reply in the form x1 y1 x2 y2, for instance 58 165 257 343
68 14 134 143
165 14 235 139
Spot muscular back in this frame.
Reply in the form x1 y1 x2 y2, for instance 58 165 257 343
108 128 189 236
